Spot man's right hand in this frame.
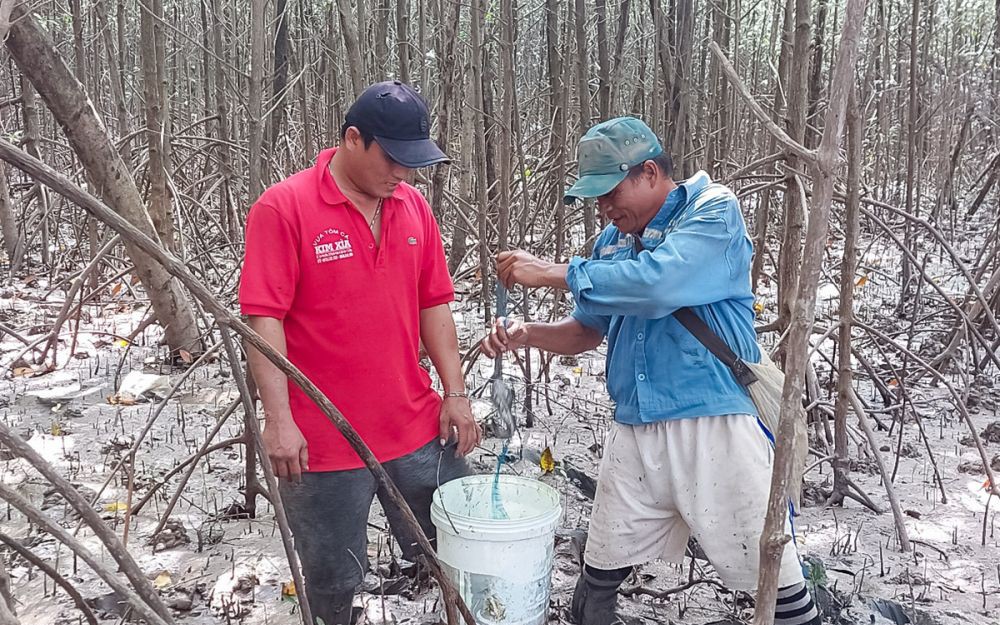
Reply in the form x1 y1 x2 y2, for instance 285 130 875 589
262 414 309 482
480 317 530 358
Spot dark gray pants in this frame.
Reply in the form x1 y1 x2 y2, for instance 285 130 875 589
279 439 471 624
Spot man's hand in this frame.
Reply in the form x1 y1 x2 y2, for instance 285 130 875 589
262 413 309 481
497 250 568 290
439 397 482 457
481 317 530 358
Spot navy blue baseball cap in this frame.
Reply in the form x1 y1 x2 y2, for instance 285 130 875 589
344 81 449 168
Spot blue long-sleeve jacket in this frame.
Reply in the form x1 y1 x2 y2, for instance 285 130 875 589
568 171 760 424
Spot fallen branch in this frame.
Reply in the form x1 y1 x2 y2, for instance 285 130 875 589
620 577 730 599
0 422 175 622
0 482 171 625
0 531 100 625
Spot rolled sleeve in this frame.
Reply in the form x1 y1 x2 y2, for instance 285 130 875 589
568 257 609 335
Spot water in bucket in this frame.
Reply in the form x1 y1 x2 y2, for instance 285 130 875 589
490 439 510 519
431 475 562 625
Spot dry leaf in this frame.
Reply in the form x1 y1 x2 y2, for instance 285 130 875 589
50 422 63 436
12 366 33 377
281 581 296 598
111 283 123 297
856 275 869 287
104 501 128 513
753 301 764 315
153 571 172 589
107 394 138 406
179 349 193 364
540 446 555 473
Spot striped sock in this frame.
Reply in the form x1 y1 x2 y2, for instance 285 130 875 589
774 582 821 625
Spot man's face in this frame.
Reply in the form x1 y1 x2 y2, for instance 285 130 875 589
343 127 413 198
596 163 660 235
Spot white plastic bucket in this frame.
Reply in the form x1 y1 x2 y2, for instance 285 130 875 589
431 475 562 625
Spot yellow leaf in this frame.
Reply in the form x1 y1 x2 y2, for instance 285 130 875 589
116 339 130 348
104 501 128 513
573 366 583 375
50 422 63 436
856 275 868 287
153 572 172 589
753 301 764 315
539 446 555 473
281 581 296 598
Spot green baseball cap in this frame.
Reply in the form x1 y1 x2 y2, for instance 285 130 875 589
564 117 663 204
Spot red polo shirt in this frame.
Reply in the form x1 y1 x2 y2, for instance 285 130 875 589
239 148 454 471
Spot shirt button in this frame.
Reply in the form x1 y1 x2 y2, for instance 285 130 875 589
637 332 644 340
368 243 374 249
638 373 646 381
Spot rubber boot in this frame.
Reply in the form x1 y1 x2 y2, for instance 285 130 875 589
308 590 357 625
570 565 631 625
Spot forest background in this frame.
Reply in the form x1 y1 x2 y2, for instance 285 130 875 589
1 0 1000 624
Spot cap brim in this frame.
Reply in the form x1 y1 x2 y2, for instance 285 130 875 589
374 136 450 168
563 171 628 204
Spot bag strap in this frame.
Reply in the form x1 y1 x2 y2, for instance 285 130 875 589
673 307 758 387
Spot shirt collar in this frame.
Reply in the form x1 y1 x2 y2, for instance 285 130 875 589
639 170 712 248
315 147 408 206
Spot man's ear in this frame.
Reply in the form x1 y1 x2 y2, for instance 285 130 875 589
644 160 659 185
342 126 361 151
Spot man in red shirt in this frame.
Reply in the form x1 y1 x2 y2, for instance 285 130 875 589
239 81 480 625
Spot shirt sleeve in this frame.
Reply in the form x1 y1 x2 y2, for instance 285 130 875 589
239 201 300 319
570 241 613 336
566 193 748 320
417 197 455 309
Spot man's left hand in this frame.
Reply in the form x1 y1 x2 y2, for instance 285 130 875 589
439 397 482 457
497 250 568 290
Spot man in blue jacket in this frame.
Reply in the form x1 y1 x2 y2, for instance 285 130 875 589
481 117 819 625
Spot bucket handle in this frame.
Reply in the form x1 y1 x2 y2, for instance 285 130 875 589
437 448 461 536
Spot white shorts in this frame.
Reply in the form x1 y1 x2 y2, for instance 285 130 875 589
585 414 804 590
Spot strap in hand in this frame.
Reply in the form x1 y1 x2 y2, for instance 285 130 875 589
673 307 758 387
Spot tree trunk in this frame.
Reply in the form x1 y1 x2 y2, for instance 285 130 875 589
212 0 237 237
670 0 693 175
429 0 461 219
20 77 51 268
595 0 611 118
574 0 595 250
546 0 566 260
140 0 176 251
0 161 22 273
753 1 869 621
5 6 202 355
471 0 491 322
776 0 811 340
396 0 410 83
830 85 861 507
268 0 290 152
338 0 366 100
751 0 794 293
806 0 829 149
248 0 265 201
609 0 631 116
